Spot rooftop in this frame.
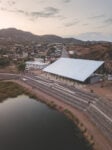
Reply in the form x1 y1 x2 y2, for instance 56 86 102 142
43 58 104 82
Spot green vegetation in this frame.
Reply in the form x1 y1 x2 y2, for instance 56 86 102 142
17 61 26 72
28 93 37 99
45 101 57 109
0 81 38 102
0 57 10 67
0 81 28 102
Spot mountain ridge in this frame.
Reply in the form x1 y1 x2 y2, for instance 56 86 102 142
0 28 83 44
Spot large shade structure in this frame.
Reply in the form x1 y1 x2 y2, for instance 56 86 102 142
43 58 104 82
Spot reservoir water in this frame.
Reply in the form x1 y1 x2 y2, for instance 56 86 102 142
0 95 92 150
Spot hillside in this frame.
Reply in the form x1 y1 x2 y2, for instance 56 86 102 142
70 43 112 60
0 28 40 42
0 28 111 73
0 28 82 44
68 43 112 73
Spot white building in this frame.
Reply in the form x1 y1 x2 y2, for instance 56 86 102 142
43 58 104 83
108 74 112 80
25 61 49 70
68 51 74 55
22 52 28 58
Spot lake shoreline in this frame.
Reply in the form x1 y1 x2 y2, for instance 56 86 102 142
1 80 112 150
0 81 35 102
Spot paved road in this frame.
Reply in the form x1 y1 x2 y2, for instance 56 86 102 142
61 46 69 58
0 73 112 143
23 74 112 141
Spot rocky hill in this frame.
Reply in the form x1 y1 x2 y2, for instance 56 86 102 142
0 28 40 43
68 43 112 73
0 28 82 44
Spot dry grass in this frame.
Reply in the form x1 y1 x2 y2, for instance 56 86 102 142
0 81 35 102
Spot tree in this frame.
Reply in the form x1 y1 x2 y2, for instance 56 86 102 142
0 57 10 67
17 62 26 72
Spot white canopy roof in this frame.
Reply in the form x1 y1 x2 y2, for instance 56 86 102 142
43 58 104 82
26 61 48 65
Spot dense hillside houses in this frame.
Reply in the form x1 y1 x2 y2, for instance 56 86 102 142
0 28 111 79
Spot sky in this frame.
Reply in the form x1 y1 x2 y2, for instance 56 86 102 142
0 0 112 41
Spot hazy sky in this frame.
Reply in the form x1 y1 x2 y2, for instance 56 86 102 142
0 0 112 41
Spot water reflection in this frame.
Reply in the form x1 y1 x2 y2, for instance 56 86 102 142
0 95 91 150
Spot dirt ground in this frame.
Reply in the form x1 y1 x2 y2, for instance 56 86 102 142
86 80 112 101
12 79 112 150
0 65 18 73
